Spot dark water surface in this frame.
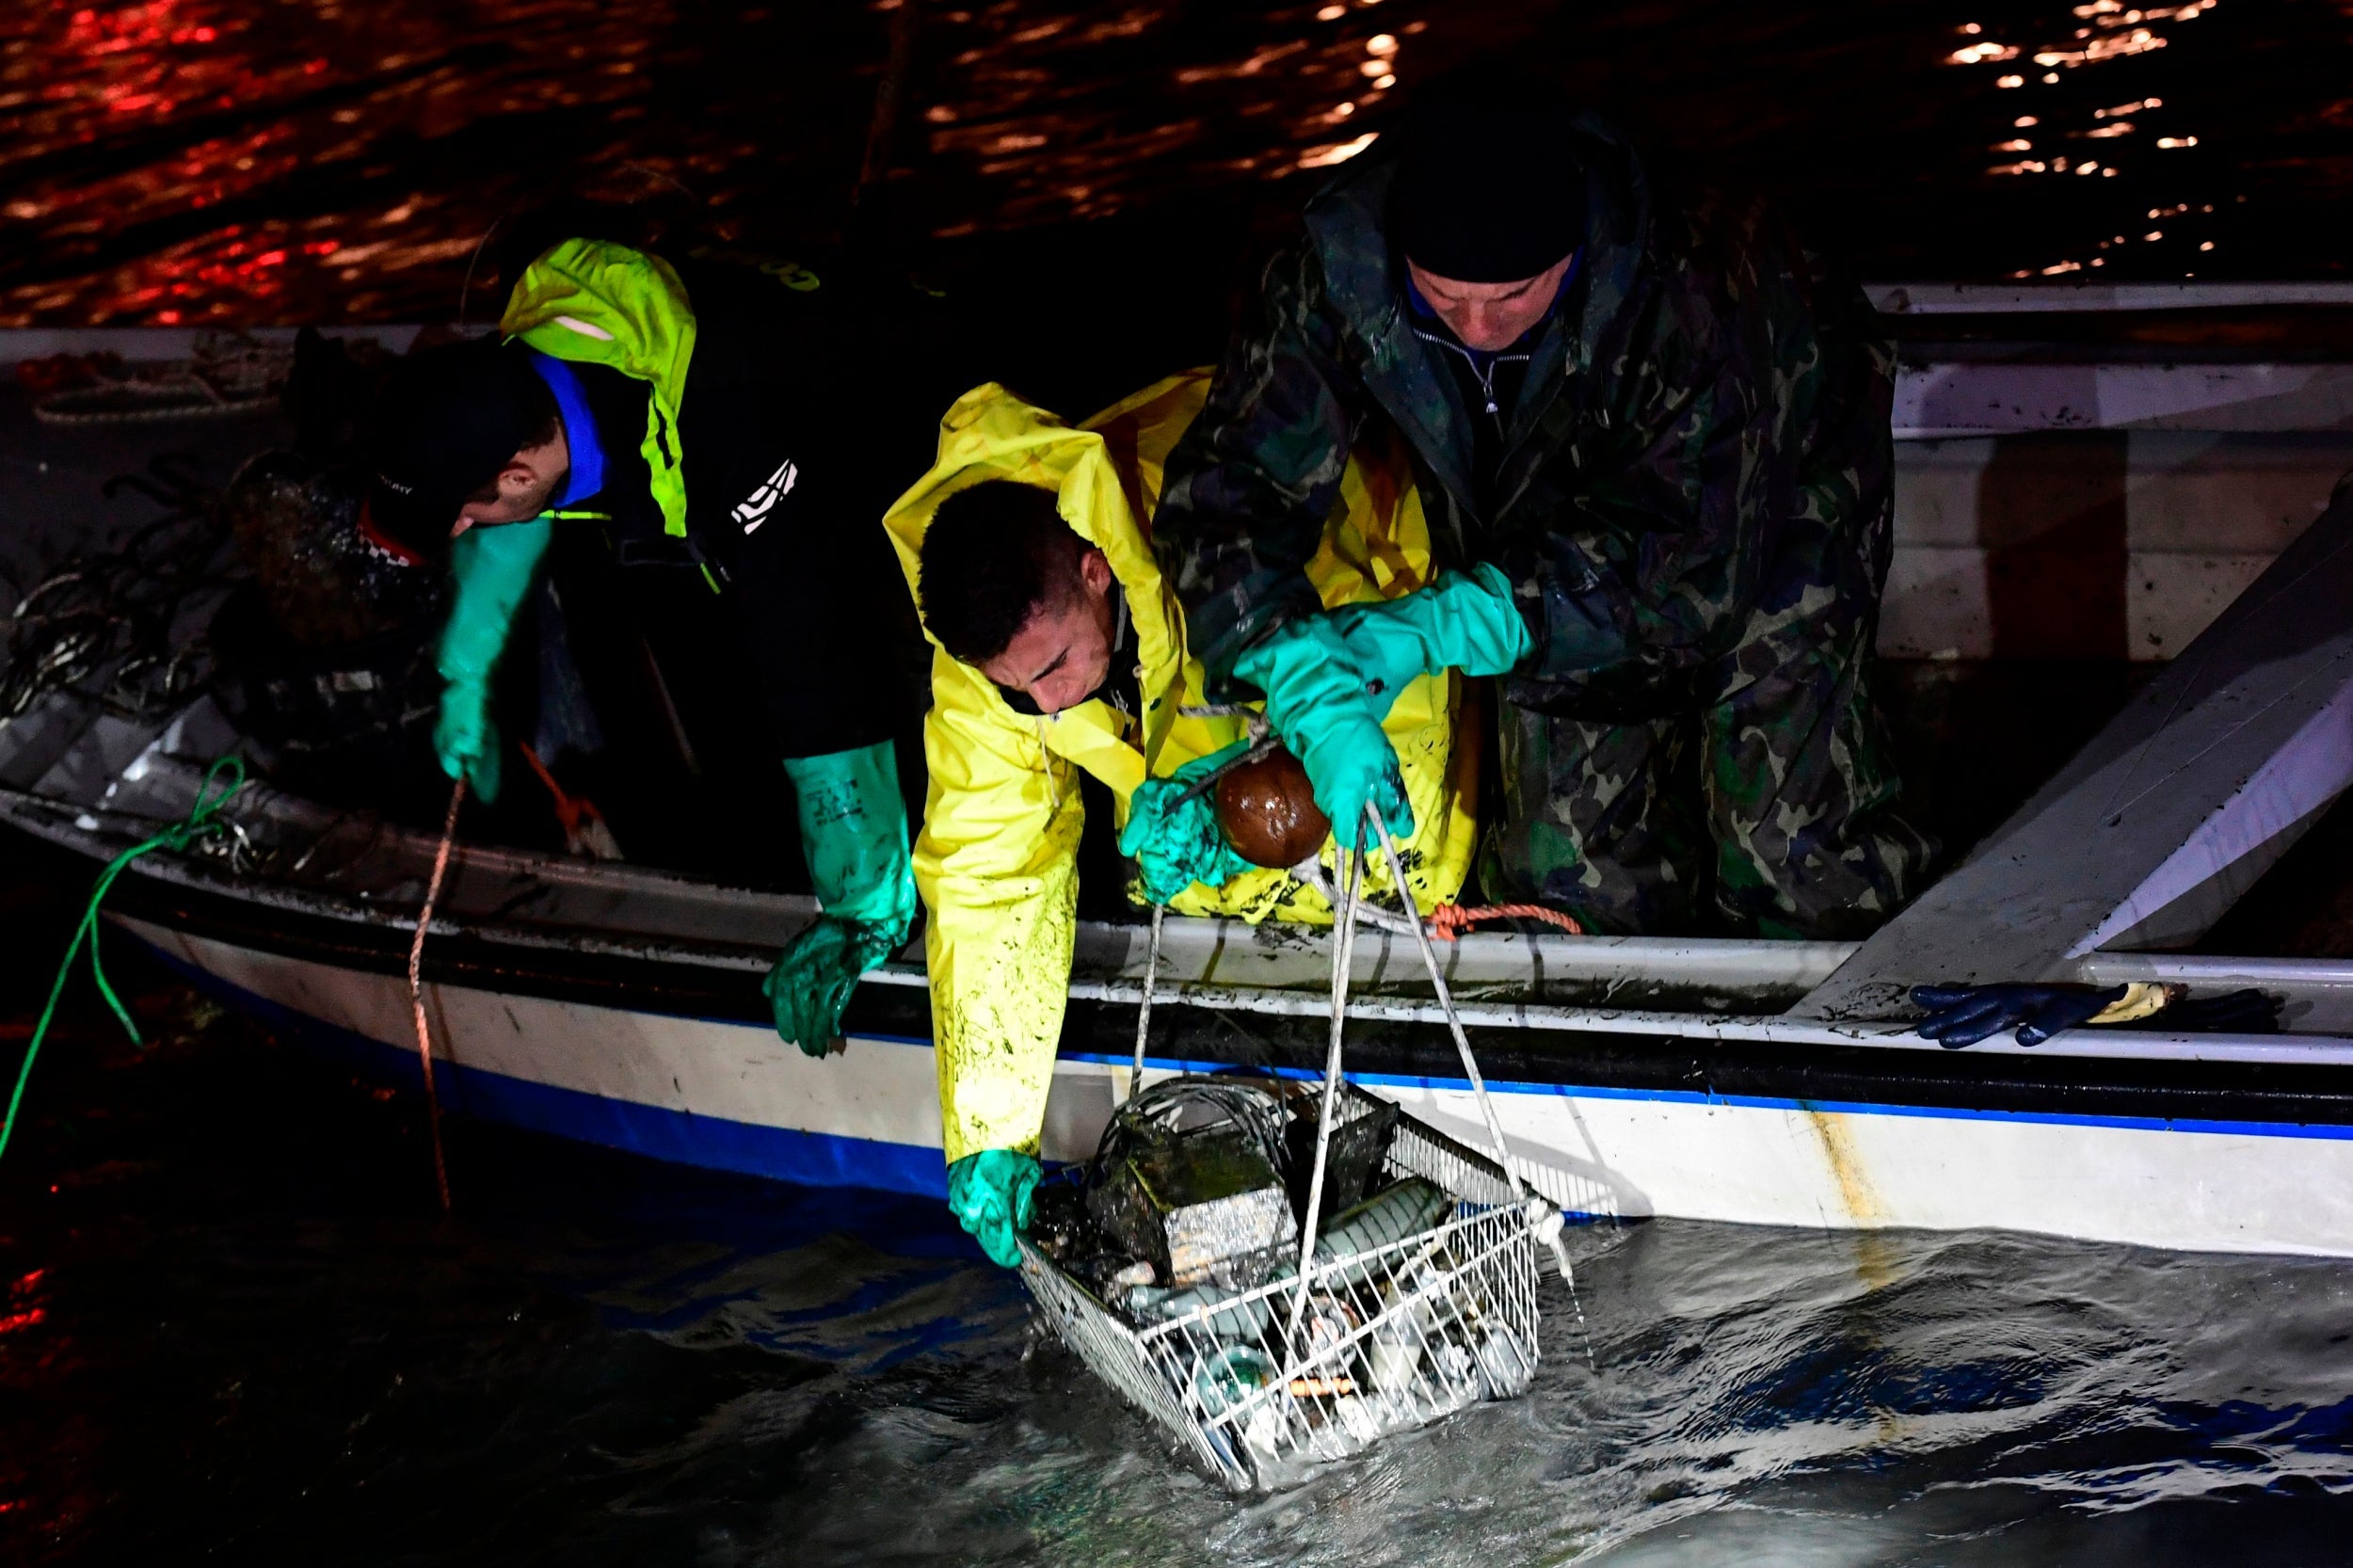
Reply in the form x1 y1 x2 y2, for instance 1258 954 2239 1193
5 0 2352 326
6 857 2353 1563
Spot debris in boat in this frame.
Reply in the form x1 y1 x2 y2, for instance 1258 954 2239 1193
220 450 440 647
517 741 625 860
26 332 290 425
0 455 228 722
203 450 449 811
16 350 125 397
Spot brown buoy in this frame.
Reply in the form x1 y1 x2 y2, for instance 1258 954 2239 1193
1215 745 1332 869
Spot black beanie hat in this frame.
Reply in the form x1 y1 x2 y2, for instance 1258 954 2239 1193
363 337 550 563
1392 75 1587 284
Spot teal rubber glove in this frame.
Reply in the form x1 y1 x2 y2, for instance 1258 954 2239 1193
434 518 552 804
766 741 918 1057
1118 739 1259 904
763 920 901 1059
434 675 501 804
947 1148 1042 1268
1329 563 1531 718
1230 615 1412 851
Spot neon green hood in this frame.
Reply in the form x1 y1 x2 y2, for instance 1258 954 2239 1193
501 239 696 537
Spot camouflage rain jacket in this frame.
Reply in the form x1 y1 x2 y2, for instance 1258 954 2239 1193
1155 113 1897 726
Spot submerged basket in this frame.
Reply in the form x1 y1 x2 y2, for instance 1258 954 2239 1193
1019 1079 1547 1492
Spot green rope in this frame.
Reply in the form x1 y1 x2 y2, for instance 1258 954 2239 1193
0 755 246 1165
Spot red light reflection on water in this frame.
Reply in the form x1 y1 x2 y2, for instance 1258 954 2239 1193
0 1266 47 1337
1 0 2346 322
4 0 693 322
2 0 1450 322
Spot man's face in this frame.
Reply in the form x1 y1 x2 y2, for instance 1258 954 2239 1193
1407 251 1577 354
453 427 570 535
978 548 1118 715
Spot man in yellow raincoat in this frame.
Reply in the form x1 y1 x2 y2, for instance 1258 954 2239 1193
882 372 1485 1265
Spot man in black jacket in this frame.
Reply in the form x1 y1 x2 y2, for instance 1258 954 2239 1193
363 239 965 1054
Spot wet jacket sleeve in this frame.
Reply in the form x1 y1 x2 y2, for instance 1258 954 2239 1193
1152 239 1366 687
914 653 1084 1166
1513 216 1892 692
1512 341 1749 681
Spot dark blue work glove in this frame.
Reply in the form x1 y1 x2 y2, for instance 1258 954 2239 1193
1910 983 2133 1048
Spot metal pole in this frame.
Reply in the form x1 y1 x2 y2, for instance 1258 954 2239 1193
1369 809 1526 1203
1284 847 1360 1359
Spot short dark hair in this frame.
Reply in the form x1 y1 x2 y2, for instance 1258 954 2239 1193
919 481 1082 665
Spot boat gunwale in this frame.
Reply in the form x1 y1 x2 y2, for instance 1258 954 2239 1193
101 888 2353 1139
22 783 2353 1095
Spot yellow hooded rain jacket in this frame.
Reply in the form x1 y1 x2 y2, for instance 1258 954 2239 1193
884 373 1478 1165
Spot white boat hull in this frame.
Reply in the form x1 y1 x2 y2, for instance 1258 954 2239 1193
124 918 2353 1257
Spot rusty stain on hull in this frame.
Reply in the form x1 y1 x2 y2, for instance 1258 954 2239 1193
1801 1104 1908 1446
1801 1104 1905 1294
1803 1105 1884 1225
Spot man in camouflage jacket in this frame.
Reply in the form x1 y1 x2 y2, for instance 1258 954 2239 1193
1153 92 1934 938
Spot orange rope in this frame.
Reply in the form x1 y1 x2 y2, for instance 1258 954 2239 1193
407 777 463 1212
1427 902 1585 941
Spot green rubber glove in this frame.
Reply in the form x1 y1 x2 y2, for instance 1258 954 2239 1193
1329 563 1531 718
947 1148 1042 1268
1119 739 1259 904
434 675 501 804
764 741 917 1057
434 518 552 804
1231 615 1412 851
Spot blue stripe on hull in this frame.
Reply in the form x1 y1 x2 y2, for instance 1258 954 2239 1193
139 939 951 1198
1070 1053 2353 1143
137 931 2353 1196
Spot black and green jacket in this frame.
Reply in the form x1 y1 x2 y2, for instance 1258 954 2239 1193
502 241 963 756
1154 114 1897 720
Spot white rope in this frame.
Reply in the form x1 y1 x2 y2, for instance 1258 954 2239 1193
1370 812 1584 1323
1283 844 1361 1358
1369 811 1525 1204
406 776 463 1211
1126 903 1164 1106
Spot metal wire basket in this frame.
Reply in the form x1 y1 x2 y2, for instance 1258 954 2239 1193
1018 1078 1552 1491
1020 809 1578 1492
